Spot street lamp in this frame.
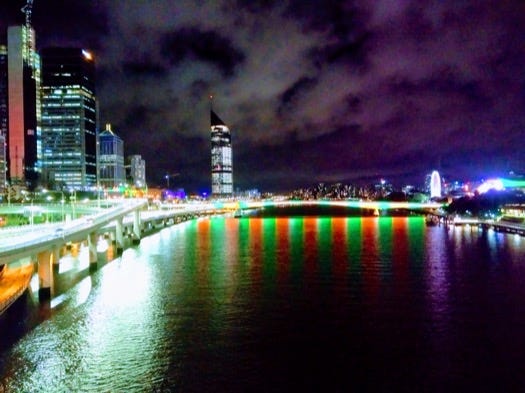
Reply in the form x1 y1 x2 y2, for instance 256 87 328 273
30 198 34 228
71 190 76 219
165 172 179 189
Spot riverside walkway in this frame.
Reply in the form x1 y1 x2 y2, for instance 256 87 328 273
449 217 525 236
0 264 33 314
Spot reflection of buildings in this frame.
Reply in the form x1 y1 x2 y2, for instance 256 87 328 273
129 154 146 188
210 109 233 196
99 124 125 188
6 25 41 190
41 48 97 190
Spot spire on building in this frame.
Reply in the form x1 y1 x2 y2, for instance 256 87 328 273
211 110 226 127
209 103 233 196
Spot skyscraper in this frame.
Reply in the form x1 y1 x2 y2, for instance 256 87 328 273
40 47 97 190
7 25 41 190
210 109 233 196
99 123 125 188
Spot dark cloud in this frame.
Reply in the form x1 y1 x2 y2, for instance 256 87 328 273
121 60 168 78
2 0 525 192
161 27 245 77
278 76 317 118
309 32 370 68
234 0 279 14
33 0 108 51
285 0 364 38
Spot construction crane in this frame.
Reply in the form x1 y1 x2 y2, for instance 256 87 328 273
165 173 179 189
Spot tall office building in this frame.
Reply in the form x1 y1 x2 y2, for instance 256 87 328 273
129 154 146 188
0 45 7 194
40 48 97 190
99 123 125 188
7 25 41 190
210 109 233 196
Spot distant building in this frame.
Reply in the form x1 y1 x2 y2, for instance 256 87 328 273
430 170 442 198
99 124 125 188
6 25 41 190
40 48 97 190
210 109 233 196
129 154 146 188
374 178 393 198
236 188 260 199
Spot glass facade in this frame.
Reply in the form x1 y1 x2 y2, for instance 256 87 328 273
99 124 125 188
210 110 233 196
7 26 40 190
41 48 97 190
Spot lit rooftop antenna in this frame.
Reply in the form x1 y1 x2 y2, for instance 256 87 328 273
21 0 34 28
21 0 35 66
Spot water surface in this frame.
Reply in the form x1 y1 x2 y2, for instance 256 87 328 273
1 217 525 392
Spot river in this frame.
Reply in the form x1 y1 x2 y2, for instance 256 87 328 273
1 216 525 392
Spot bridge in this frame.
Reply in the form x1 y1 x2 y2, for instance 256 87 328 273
213 199 444 212
0 198 443 311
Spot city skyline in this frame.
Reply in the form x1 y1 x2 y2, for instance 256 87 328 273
1 0 524 192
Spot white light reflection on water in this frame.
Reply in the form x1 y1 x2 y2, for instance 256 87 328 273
51 276 92 309
4 218 525 392
77 236 168 391
96 237 109 253
4 232 173 392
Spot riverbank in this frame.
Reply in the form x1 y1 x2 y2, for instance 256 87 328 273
0 264 33 315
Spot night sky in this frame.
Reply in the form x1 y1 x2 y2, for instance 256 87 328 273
2 0 525 193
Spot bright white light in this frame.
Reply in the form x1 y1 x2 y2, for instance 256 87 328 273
430 170 441 198
82 49 93 60
97 238 109 253
476 179 504 194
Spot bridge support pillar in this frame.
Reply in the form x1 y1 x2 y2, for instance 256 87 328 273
87 232 98 271
37 249 56 301
51 246 61 273
115 218 124 255
132 210 141 245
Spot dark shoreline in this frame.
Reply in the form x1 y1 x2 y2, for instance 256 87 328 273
247 205 424 217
